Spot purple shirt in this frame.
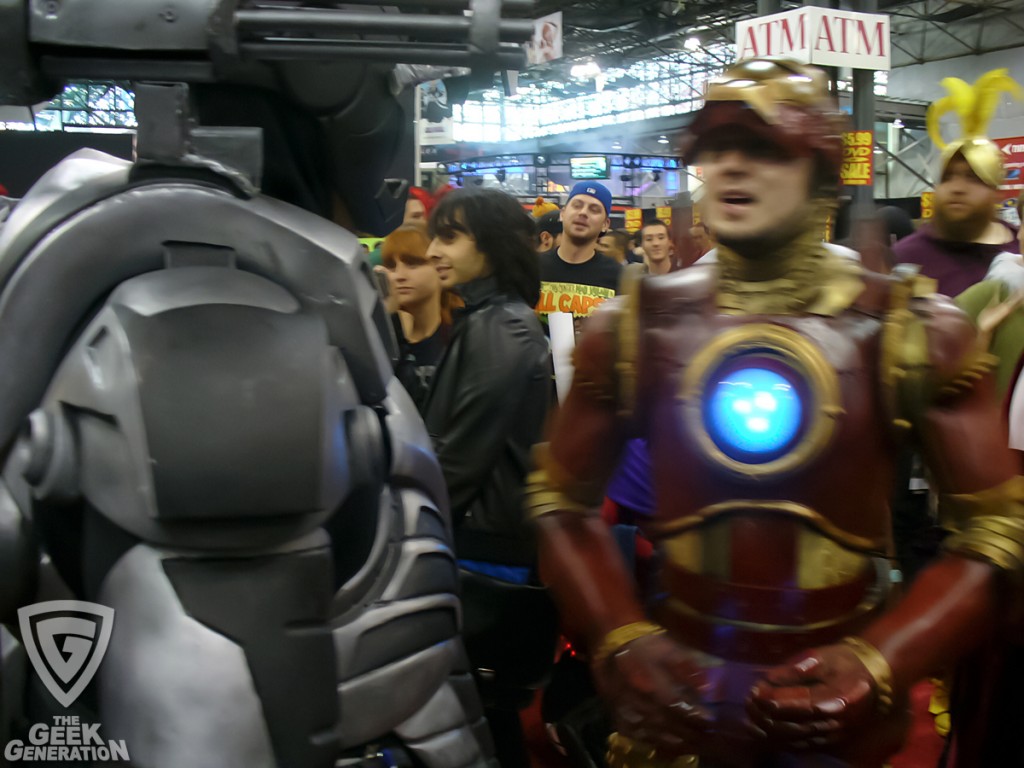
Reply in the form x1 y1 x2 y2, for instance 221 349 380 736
605 438 654 516
893 223 1019 297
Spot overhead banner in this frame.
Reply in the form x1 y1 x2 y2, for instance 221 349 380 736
525 11 563 67
841 130 874 186
735 8 890 70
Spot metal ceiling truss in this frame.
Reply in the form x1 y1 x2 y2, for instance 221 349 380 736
516 0 1024 77
887 0 1024 65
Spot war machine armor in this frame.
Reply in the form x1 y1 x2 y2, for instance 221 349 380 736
0 2 534 766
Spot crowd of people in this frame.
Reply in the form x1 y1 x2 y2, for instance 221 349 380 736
6 53 1013 768
5 0 1020 760
363 56 1024 768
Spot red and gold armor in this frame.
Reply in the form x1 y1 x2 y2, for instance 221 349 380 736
529 57 1024 768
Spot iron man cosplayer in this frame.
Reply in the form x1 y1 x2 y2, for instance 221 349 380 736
528 57 1024 768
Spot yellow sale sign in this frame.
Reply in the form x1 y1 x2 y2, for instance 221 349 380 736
624 208 643 232
841 130 873 186
921 191 934 219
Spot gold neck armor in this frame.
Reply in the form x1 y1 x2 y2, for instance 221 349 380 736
715 198 863 316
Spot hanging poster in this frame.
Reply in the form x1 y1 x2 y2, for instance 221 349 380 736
418 80 454 146
525 12 564 66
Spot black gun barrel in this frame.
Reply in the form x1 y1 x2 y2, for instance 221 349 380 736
274 0 537 12
235 9 535 42
241 40 527 67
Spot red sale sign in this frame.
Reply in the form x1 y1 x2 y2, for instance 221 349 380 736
995 135 1024 201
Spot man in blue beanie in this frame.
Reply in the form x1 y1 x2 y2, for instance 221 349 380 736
537 181 623 334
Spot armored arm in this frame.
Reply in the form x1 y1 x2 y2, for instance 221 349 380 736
747 289 1024 755
858 293 1023 694
529 295 646 649
531 291 716 757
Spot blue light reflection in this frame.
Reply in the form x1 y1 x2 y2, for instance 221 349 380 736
706 367 803 458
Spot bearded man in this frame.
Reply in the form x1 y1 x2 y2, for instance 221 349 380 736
894 70 1020 296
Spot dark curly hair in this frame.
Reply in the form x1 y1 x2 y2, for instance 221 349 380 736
429 188 540 306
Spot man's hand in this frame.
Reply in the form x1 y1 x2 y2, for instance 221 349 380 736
592 632 714 756
745 643 879 750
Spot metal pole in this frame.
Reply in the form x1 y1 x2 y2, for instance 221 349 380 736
414 83 423 188
851 0 878 210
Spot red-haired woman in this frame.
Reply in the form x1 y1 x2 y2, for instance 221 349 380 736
380 224 457 412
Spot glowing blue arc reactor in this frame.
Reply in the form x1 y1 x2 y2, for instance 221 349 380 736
705 367 804 460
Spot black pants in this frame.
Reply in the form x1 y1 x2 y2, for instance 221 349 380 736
485 706 530 768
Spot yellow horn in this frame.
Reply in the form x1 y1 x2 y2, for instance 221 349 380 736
970 69 1024 138
926 95 954 149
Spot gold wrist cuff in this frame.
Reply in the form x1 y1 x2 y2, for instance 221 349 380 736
943 515 1024 576
841 636 894 715
526 442 605 520
593 621 666 669
939 475 1024 530
525 466 591 520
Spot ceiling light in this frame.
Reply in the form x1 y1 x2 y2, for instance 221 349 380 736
685 37 701 51
658 135 669 144
612 141 622 150
892 118 903 128
570 61 602 80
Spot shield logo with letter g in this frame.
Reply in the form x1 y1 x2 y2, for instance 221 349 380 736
17 600 115 709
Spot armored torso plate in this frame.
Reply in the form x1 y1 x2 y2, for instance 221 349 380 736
633 265 902 663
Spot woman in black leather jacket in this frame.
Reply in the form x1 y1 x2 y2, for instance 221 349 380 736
422 188 554 766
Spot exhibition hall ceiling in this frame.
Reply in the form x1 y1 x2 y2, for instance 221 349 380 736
515 0 1024 76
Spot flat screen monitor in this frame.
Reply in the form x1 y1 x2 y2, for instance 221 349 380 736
569 155 609 180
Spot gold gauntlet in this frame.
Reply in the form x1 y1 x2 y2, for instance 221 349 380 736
841 636 895 715
937 351 999 400
941 476 1024 578
944 516 1024 576
526 443 604 521
592 621 667 668
606 733 698 768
